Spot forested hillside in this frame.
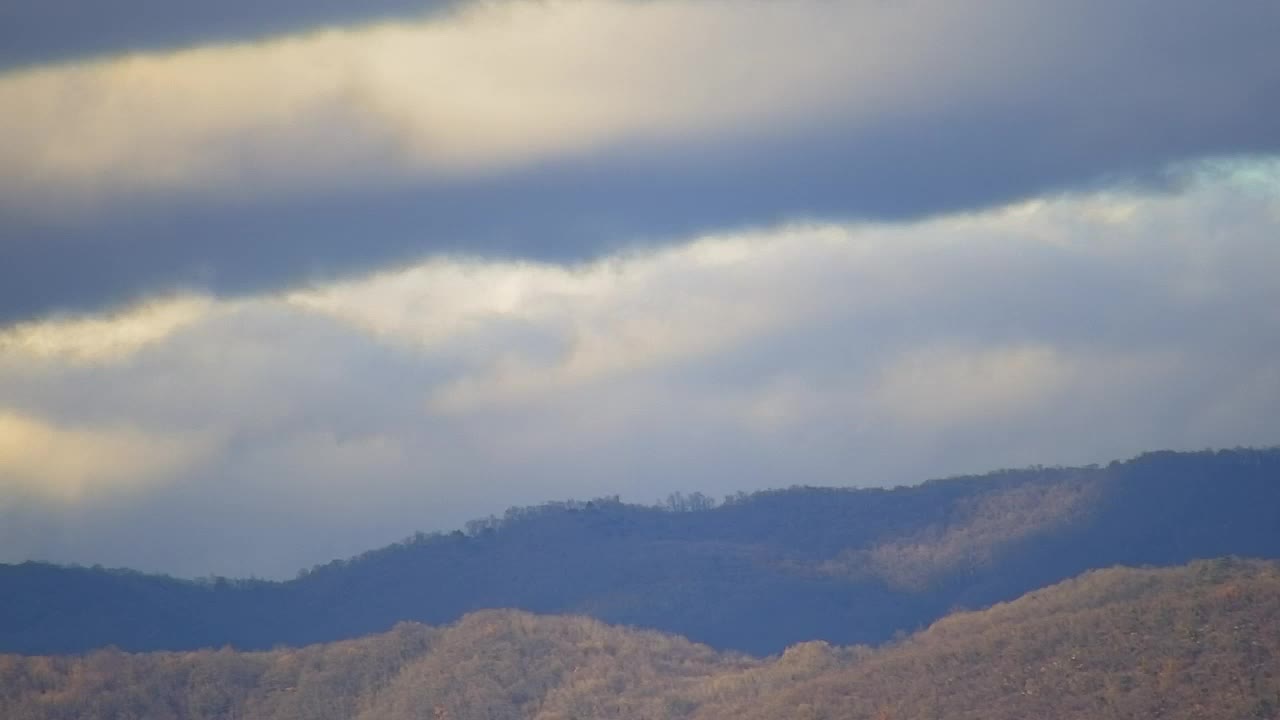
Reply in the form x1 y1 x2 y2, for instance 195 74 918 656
3 559 1278 720
2 447 1278 655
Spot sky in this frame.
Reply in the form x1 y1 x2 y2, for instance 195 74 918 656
2 0 1279 579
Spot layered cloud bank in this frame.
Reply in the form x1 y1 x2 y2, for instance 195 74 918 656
3 0 1279 322
1 161 1277 577
2 0 1277 577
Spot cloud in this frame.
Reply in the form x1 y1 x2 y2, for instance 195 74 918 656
2 0 1279 323
869 345 1074 430
0 160 1277 577
0 0 953 203
0 411 211 503
0 294 214 364
0 0 460 70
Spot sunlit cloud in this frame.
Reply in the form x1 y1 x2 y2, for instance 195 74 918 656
0 1 871 207
0 411 213 503
289 233 807 411
0 295 215 364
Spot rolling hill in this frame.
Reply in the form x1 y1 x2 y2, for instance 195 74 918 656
2 447 1278 656
3 559 1278 720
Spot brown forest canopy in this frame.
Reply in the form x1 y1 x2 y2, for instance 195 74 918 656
2 559 1278 720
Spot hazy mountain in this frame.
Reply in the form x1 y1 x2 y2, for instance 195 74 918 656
3 559 1278 720
2 447 1278 656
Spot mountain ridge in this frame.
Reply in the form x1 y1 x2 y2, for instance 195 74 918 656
3 446 1278 656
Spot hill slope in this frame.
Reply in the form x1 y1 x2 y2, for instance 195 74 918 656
2 447 1278 655
3 559 1279 720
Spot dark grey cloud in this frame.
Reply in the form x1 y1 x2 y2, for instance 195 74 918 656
1 0 1279 326
0 0 460 70
2 100 1273 325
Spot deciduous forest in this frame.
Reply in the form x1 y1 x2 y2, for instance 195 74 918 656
3 559 1277 720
